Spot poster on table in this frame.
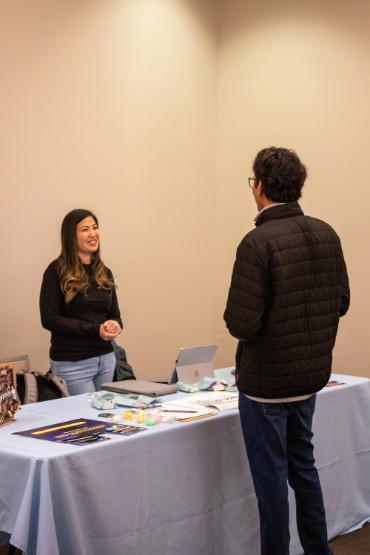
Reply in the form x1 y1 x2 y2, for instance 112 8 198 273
13 418 145 445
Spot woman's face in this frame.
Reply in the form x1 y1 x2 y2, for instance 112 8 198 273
76 216 100 261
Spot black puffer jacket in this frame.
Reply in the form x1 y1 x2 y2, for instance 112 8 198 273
224 202 350 398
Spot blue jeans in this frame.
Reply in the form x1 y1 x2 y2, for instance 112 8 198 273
239 394 333 555
50 352 116 396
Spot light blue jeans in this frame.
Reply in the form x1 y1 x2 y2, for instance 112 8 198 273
50 352 116 396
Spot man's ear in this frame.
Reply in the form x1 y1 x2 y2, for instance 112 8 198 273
255 180 264 197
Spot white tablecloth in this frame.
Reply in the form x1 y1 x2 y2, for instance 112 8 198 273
0 373 369 555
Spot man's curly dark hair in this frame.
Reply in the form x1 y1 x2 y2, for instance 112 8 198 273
252 147 307 203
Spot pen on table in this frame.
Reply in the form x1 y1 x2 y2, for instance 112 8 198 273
161 409 198 413
63 434 100 443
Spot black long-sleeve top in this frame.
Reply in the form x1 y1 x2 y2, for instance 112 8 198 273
40 260 123 361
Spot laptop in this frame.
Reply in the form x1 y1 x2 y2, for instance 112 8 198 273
173 343 218 384
101 379 177 397
102 343 218 394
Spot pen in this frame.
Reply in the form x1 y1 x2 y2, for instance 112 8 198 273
63 434 100 443
161 409 198 413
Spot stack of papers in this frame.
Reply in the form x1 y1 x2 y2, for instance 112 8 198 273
163 391 238 412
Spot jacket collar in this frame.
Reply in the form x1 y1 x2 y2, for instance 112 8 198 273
255 202 304 226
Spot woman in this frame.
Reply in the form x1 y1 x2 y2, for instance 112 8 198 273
40 209 122 395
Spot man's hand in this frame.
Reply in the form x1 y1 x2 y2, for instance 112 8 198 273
99 320 121 341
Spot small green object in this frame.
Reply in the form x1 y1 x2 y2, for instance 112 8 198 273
146 419 156 426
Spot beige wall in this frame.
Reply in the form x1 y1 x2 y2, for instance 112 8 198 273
215 0 370 377
1 0 369 379
0 0 217 377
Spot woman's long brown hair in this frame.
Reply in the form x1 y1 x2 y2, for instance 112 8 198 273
57 209 115 303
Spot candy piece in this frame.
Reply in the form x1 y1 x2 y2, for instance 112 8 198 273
136 411 146 424
112 415 121 424
123 411 133 420
146 419 156 426
153 415 162 423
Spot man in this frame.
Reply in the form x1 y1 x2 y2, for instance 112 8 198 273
224 147 350 555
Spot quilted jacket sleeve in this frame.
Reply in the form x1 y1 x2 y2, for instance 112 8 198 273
224 241 268 341
338 242 350 317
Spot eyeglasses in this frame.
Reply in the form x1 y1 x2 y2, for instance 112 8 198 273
248 177 257 189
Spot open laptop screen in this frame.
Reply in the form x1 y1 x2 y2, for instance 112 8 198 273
174 344 218 384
